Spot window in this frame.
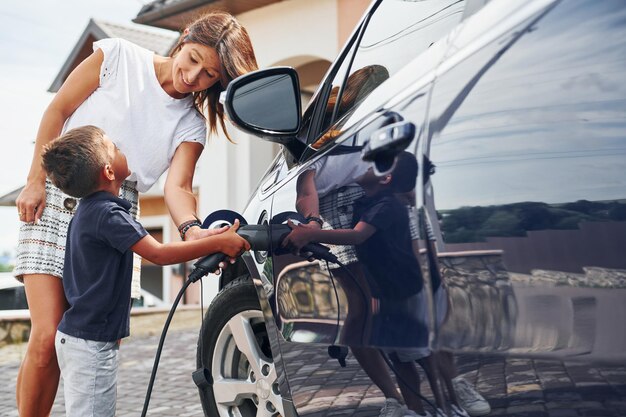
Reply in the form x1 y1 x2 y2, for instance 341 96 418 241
308 0 466 151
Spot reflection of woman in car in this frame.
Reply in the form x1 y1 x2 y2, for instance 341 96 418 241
294 64 425 417
295 148 370 338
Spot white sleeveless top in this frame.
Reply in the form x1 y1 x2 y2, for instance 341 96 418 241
63 38 207 192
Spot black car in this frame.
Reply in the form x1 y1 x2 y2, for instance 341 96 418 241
194 1 626 416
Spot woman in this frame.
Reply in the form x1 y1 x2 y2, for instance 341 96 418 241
14 12 258 416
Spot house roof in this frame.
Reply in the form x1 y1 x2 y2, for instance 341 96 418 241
133 0 284 30
0 187 23 207
48 18 179 92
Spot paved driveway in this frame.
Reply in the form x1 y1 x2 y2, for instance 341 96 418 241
0 309 205 417
1 308 625 416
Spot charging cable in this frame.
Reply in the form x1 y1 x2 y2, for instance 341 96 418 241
141 278 193 417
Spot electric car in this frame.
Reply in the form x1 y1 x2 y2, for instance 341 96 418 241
195 1 626 416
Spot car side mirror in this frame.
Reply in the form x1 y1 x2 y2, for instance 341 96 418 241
221 67 302 144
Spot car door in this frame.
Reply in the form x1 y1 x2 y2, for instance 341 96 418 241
265 1 469 415
424 0 626 361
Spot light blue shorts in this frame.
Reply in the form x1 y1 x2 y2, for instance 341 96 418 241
55 330 119 417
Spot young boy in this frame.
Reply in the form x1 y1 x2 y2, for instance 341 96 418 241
41 125 250 417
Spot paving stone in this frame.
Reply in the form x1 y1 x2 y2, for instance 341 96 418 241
1 311 625 416
545 390 584 402
487 408 510 416
488 396 510 409
578 410 616 417
542 379 576 391
506 402 547 412
548 408 580 417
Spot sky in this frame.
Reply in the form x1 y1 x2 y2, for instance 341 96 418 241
0 0 154 257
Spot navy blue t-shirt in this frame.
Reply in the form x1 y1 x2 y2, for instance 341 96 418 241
58 191 147 342
353 191 423 299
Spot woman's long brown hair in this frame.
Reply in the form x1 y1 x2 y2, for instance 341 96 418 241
170 12 258 141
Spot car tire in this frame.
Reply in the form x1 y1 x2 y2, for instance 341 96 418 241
196 276 286 417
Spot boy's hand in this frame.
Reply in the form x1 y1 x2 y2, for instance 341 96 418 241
186 224 232 272
219 219 251 258
282 220 313 252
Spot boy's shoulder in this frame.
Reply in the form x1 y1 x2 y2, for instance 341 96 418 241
360 192 402 210
80 191 131 209
75 192 132 222
356 192 408 227
72 192 146 248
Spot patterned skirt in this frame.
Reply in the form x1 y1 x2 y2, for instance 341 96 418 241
14 179 142 298
318 185 365 267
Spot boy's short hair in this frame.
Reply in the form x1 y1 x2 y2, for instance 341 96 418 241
390 151 419 193
42 125 108 198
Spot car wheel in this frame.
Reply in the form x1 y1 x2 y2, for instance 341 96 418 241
196 277 285 417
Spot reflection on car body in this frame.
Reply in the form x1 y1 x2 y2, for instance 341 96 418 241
195 1 626 417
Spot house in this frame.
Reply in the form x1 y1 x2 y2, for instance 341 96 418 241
0 0 371 307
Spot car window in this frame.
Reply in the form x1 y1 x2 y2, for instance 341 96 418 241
314 46 361 146
307 0 466 152
299 20 364 152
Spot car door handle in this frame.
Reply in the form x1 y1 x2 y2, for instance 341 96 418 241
361 120 416 173
261 169 280 192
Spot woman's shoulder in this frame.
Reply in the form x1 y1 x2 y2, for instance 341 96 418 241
117 38 150 52
94 38 151 57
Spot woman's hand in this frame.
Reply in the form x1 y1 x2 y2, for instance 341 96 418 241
302 220 322 230
16 181 46 224
184 224 228 241
184 224 236 271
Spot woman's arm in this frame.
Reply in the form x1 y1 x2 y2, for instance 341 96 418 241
164 141 211 240
17 49 103 223
295 169 320 219
295 169 325 229
131 220 251 266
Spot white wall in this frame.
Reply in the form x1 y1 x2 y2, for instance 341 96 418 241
238 0 339 68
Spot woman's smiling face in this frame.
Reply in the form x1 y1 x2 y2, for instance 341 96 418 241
172 42 222 94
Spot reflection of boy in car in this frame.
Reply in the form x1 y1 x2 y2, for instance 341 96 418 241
285 152 436 416
295 148 412 417
395 156 470 417
287 152 422 308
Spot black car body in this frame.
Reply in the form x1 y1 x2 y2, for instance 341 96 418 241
195 1 626 416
